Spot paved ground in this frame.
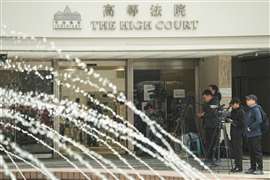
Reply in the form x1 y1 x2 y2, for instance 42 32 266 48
1 168 269 180
3 155 270 179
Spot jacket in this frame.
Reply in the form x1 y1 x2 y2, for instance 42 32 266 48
230 107 245 132
245 104 263 138
202 98 219 129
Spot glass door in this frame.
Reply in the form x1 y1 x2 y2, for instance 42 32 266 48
0 61 54 158
133 60 197 140
58 60 127 154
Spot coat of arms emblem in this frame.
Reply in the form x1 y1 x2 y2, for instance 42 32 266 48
53 6 81 30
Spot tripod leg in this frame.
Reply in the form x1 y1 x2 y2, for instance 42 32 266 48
222 125 233 172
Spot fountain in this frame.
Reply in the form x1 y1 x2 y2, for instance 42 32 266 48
0 24 219 180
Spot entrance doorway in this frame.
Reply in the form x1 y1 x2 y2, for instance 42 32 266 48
0 61 54 158
58 60 128 154
233 53 270 153
133 60 197 140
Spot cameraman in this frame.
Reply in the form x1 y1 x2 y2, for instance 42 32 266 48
198 89 219 165
229 98 244 172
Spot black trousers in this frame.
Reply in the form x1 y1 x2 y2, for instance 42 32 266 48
230 128 243 169
204 128 218 161
248 136 263 170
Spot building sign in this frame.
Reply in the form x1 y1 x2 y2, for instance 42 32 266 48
220 88 232 98
53 3 199 32
90 3 199 32
3 1 268 38
173 89 186 98
144 84 155 101
53 6 81 30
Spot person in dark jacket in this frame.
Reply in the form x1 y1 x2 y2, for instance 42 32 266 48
198 89 219 165
229 98 245 172
245 95 264 175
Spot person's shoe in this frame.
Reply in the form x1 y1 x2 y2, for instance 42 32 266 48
210 161 218 167
205 160 218 167
245 168 255 174
203 159 212 165
231 167 242 173
253 170 264 175
203 159 217 166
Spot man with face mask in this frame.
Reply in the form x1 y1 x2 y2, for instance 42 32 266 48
198 89 219 165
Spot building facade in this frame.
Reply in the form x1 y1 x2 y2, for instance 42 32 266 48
0 0 269 155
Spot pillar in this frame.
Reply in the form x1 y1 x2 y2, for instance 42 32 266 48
198 56 232 139
198 55 232 104
52 59 60 157
126 59 134 151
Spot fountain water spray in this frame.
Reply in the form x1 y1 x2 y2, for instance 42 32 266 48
0 88 210 180
0 24 220 180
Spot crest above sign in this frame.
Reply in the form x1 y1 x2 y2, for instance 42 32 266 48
53 6 81 30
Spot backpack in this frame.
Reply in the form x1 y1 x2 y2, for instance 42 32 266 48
258 106 270 134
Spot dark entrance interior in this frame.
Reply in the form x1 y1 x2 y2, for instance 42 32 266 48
133 69 197 139
232 51 270 153
0 70 54 157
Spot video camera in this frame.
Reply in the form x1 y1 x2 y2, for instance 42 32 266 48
210 104 232 124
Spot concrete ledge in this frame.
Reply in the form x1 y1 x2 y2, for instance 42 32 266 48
0 169 183 180
0 168 269 180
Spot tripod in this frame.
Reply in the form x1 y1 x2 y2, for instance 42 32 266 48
208 119 233 171
172 97 202 160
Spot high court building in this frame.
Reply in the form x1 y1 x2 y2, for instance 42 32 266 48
0 0 270 156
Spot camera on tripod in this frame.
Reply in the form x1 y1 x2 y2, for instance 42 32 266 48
207 104 234 168
210 104 232 124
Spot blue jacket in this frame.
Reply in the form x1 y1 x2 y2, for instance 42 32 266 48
245 105 263 138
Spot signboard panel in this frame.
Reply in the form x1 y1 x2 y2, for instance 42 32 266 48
2 1 269 38
144 84 155 101
173 89 186 98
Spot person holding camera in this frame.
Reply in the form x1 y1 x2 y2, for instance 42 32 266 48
245 95 264 175
198 89 219 165
229 98 245 172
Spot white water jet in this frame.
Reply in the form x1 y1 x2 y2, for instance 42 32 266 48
0 25 220 180
0 110 127 180
0 155 17 180
0 144 26 180
0 146 53 177
0 135 58 180
0 121 93 180
0 88 209 180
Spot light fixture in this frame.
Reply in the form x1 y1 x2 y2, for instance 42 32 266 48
116 67 125 71
64 68 76 72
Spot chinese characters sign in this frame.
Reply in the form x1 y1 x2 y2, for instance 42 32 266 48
101 4 187 18
54 3 199 32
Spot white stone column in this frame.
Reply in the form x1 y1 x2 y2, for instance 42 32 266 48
198 55 232 104
52 59 60 157
126 59 134 151
198 55 232 139
218 56 232 105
